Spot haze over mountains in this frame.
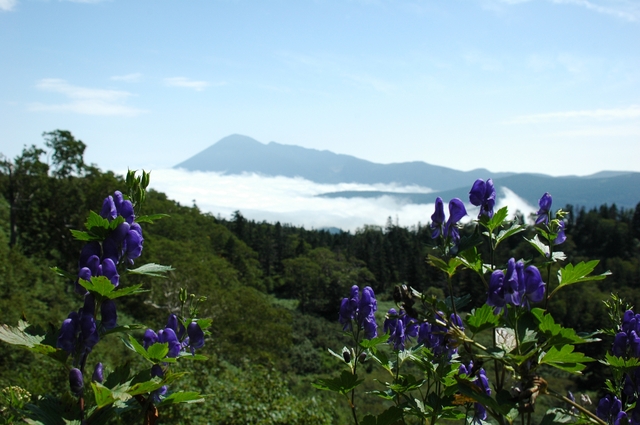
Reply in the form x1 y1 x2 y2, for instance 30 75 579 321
175 134 640 210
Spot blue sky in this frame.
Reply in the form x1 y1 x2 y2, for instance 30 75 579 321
1 0 639 176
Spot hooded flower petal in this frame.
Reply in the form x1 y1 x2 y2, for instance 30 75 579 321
430 197 445 239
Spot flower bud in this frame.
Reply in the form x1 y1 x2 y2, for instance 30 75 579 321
358 352 367 363
92 363 104 383
187 322 205 352
343 351 351 363
57 317 77 354
143 329 158 349
69 368 84 396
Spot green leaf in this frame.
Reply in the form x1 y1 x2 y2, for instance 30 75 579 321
127 263 175 277
553 261 611 297
540 408 577 425
147 343 169 361
602 354 640 371
312 370 363 394
495 222 526 247
135 213 170 224
91 382 118 408
427 255 463 278
157 391 205 406
540 345 594 374
360 333 390 349
79 276 116 297
465 304 500 334
105 284 148 300
484 206 509 233
526 235 550 258
195 318 213 330
457 247 486 275
0 322 46 348
70 229 100 242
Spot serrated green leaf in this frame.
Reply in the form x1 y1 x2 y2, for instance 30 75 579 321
540 408 577 425
484 206 509 233
458 247 484 274
553 261 610 298
157 391 205 406
360 333 390 349
69 229 99 242
127 263 175 277
526 235 550 258
91 382 118 408
465 304 500 334
147 343 169 361
79 276 116 297
602 353 640 371
0 322 46 348
196 318 212 330
540 345 593 373
375 406 404 425
495 222 526 247
105 284 148 300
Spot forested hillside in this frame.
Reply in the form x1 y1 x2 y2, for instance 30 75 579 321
1 131 640 423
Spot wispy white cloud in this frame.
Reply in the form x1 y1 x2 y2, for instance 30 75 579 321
163 77 213 91
490 0 640 21
149 169 535 232
110 73 142 83
0 0 17 11
30 78 146 117
62 0 111 3
508 105 640 124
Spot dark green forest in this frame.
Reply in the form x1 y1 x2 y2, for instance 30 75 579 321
1 131 640 423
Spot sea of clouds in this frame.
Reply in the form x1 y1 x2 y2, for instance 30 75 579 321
149 169 538 233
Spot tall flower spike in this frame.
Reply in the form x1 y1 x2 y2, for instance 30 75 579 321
469 179 496 219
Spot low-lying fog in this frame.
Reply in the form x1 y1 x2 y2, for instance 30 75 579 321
149 169 537 232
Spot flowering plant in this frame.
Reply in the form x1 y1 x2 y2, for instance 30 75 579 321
317 178 613 425
0 170 209 425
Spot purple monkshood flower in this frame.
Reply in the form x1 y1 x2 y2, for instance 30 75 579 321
459 361 491 425
69 368 84 396
158 328 181 358
536 193 553 225
92 363 104 383
339 285 359 331
444 198 467 244
469 179 496 219
338 285 378 339
417 312 463 357
430 197 445 239
187 322 205 353
487 259 545 313
57 316 78 354
554 220 567 245
383 309 418 351
597 395 622 423
143 329 159 349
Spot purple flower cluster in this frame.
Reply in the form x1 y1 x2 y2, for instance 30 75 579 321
383 308 418 351
142 314 205 357
57 293 117 357
339 285 378 339
459 361 491 425
430 197 467 244
613 310 640 358
469 179 496 219
596 395 628 425
418 312 464 357
76 191 144 294
487 259 545 313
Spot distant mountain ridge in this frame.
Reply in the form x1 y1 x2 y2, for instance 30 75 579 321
175 134 640 209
